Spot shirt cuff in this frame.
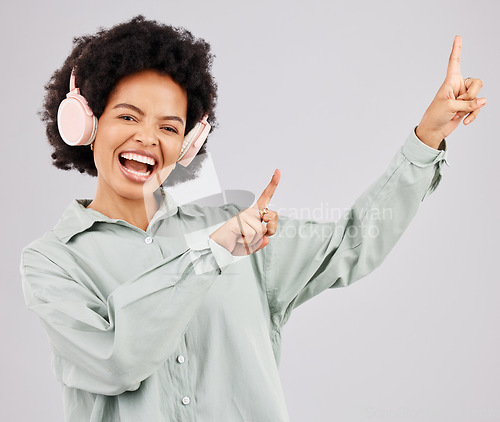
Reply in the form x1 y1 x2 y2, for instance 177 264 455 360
185 228 236 275
402 127 450 168
402 127 451 201
208 237 235 270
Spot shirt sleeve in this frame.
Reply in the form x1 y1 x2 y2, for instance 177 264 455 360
185 231 236 274
20 243 224 396
261 129 449 330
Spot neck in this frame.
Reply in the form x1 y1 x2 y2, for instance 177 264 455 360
88 186 160 232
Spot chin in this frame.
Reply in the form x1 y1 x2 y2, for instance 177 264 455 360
108 179 156 201
128 184 160 201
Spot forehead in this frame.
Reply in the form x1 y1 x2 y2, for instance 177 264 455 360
107 70 188 115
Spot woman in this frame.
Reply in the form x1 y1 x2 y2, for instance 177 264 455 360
21 15 485 422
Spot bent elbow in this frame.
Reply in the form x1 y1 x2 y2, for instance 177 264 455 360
55 353 143 396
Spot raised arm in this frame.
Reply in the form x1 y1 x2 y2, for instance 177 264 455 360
258 36 485 334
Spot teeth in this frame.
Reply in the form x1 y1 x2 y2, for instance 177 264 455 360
120 152 156 166
121 165 152 177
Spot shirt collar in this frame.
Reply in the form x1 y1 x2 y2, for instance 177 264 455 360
53 188 204 243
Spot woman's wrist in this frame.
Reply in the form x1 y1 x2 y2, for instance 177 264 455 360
415 126 444 150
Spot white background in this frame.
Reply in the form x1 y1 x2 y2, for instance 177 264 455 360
2 0 499 421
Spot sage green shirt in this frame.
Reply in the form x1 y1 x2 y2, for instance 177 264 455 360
21 129 448 422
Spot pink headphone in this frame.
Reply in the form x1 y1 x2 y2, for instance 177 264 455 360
57 70 211 167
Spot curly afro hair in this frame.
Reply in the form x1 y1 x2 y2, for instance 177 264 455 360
41 15 218 186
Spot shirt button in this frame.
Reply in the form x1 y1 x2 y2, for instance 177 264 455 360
144 237 153 244
177 355 185 364
181 396 190 405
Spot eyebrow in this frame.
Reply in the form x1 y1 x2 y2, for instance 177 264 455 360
112 103 185 126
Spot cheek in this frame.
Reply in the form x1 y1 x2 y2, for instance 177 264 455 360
92 145 110 175
92 125 124 171
95 122 126 147
162 139 184 165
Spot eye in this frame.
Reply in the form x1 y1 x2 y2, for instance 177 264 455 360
118 115 136 122
161 125 179 134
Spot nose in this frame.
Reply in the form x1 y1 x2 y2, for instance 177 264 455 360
135 123 158 147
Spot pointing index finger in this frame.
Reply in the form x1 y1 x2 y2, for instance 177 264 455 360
446 35 462 78
256 169 281 209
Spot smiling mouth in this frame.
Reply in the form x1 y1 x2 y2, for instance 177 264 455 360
118 152 158 180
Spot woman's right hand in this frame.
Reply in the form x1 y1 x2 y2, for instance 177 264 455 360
209 170 280 256
416 36 486 149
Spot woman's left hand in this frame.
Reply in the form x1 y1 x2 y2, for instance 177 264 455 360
209 170 280 256
416 36 486 149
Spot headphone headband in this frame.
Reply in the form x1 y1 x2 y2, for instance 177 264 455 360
69 70 77 92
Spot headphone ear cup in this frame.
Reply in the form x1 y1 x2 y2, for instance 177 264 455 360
177 116 211 167
57 95 98 146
